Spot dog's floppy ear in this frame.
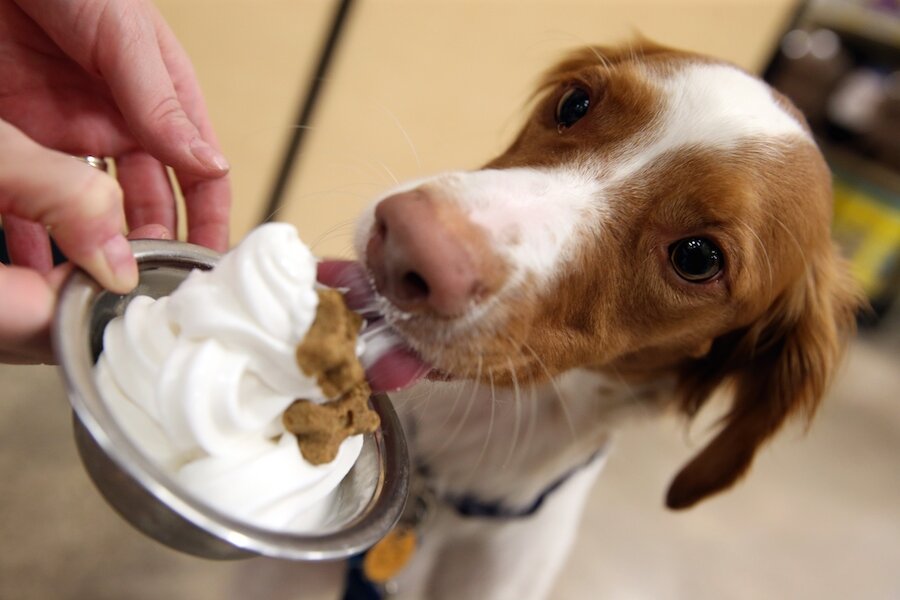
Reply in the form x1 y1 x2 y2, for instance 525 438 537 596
666 246 863 509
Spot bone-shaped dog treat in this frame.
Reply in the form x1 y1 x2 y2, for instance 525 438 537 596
283 383 380 464
285 288 380 464
295 289 366 398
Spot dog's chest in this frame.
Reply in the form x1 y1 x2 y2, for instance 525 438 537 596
389 369 671 509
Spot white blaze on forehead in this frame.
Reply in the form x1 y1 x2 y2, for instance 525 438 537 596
440 167 603 283
611 62 811 181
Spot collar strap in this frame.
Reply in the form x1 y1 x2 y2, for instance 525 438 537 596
443 447 608 520
339 447 608 598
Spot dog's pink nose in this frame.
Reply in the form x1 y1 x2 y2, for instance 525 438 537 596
366 189 502 317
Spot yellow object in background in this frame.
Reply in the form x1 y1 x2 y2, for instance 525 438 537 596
832 175 900 302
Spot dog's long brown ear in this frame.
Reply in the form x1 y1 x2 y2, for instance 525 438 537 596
666 246 863 510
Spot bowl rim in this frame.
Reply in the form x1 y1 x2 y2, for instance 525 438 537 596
52 238 409 560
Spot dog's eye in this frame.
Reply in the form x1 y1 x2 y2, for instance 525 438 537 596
669 238 723 282
555 87 591 129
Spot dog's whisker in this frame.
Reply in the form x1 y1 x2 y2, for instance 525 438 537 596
466 369 497 481
356 303 384 318
541 30 612 71
590 45 612 70
308 219 357 254
261 200 289 223
603 363 652 417
523 342 576 440
373 159 401 186
770 213 810 272
407 379 439 428
428 355 483 459
375 103 423 170
424 364 473 437
522 369 540 462
501 356 523 470
733 216 775 292
290 186 373 205
359 322 393 341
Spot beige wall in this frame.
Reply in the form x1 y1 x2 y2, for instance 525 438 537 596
155 0 335 241
156 0 797 254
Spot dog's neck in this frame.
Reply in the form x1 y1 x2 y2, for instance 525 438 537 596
391 369 674 509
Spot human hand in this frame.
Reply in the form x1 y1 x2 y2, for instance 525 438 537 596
0 119 169 362
0 0 231 363
0 0 231 258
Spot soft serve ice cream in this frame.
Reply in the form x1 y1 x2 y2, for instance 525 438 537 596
93 223 377 532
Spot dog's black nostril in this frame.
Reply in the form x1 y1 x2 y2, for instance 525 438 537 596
399 271 430 302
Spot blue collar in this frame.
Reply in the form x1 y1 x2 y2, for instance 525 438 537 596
443 447 607 519
341 448 608 599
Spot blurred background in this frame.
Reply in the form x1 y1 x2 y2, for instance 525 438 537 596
2 0 899 598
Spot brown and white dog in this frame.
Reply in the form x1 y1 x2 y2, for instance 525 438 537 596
321 41 862 599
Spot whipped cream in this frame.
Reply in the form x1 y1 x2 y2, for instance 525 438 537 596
94 223 364 532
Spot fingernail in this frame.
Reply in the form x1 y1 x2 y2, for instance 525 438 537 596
190 138 230 173
100 235 138 293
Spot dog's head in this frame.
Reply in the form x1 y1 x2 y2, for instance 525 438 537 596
351 42 863 508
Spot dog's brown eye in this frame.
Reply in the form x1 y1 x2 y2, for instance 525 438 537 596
670 238 723 282
555 87 590 129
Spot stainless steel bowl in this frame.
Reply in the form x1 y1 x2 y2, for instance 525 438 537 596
53 239 408 561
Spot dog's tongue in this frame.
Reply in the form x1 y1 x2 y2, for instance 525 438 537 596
318 260 431 392
364 344 430 392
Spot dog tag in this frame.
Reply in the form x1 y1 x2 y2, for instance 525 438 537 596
362 525 417 583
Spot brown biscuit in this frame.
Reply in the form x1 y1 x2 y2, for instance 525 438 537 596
283 382 380 464
295 289 366 399
285 288 379 464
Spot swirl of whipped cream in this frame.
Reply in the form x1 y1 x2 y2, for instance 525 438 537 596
94 223 363 532
166 224 320 395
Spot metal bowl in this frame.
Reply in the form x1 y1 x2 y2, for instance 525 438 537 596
53 239 408 561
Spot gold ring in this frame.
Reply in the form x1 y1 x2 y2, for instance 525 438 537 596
75 155 108 172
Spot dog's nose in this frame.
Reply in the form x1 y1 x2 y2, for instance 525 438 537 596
366 189 501 317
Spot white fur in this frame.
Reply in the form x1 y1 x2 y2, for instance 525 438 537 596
436 168 605 285
610 63 810 182
388 371 662 600
396 370 667 506
391 452 608 600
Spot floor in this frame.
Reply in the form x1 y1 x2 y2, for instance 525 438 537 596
1 324 899 599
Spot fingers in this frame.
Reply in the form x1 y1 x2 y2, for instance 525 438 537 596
2 214 53 272
18 0 232 251
151 7 232 252
116 152 230 251
123 0 232 250
176 173 231 252
101 1 232 252
127 224 172 240
115 150 177 233
18 0 229 178
99 0 229 177
0 119 136 293
0 262 72 364
145 1 230 174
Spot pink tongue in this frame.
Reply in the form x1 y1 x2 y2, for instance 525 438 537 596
317 260 373 312
366 346 430 393
318 259 431 393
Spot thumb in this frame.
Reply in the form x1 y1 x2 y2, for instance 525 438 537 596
0 120 137 293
